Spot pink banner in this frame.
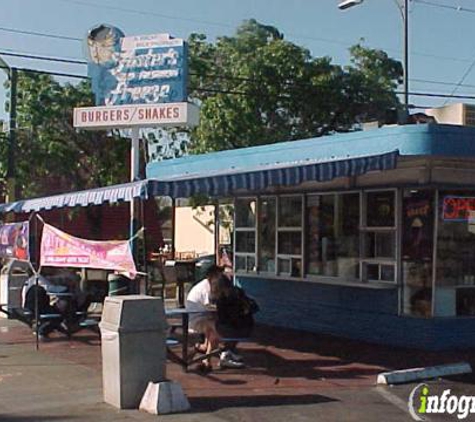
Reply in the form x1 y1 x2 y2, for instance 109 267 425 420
40 223 137 278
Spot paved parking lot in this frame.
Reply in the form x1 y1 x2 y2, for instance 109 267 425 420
0 318 474 421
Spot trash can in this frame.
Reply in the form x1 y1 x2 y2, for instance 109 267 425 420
0 259 31 318
99 295 167 409
107 273 129 296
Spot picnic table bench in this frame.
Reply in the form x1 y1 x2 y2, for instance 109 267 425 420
165 307 250 372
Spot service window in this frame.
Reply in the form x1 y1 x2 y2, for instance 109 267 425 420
234 198 257 273
277 196 303 277
361 190 397 283
258 197 277 273
306 193 360 279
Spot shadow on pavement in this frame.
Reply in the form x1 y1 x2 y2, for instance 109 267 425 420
189 393 338 412
0 416 79 421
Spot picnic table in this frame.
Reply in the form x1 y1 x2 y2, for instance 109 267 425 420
165 308 215 371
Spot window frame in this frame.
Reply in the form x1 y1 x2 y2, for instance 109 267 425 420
257 195 277 275
360 188 398 284
276 194 304 278
234 197 257 274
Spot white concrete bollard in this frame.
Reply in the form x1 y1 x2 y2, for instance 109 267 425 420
139 381 191 415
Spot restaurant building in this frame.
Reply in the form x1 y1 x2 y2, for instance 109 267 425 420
148 123 475 351
2 123 475 350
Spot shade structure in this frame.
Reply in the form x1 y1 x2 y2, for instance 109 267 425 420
0 150 398 214
147 150 399 198
0 181 147 214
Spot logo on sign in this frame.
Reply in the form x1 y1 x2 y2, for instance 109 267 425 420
86 24 188 106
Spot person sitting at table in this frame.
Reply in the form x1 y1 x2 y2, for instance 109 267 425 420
215 274 258 368
185 264 240 370
48 272 93 331
23 284 64 341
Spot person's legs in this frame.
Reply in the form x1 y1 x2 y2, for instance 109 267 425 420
200 320 220 368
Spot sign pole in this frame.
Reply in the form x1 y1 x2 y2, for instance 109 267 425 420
130 127 140 183
130 127 140 293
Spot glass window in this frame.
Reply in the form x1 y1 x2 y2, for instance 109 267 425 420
276 196 303 278
235 198 256 228
234 197 257 274
235 255 256 273
436 191 475 317
366 191 395 227
235 231 256 253
401 189 434 317
363 262 395 282
278 232 302 255
306 193 360 278
235 255 246 272
277 258 302 277
259 197 276 273
278 196 302 227
364 232 396 259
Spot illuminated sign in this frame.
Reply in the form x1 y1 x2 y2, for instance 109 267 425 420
442 196 475 221
86 24 187 106
73 102 199 129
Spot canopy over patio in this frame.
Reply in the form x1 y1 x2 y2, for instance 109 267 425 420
3 123 475 214
0 151 398 214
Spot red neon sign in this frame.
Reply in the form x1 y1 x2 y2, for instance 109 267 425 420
442 196 475 221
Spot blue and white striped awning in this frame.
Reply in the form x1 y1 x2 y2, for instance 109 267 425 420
0 181 147 214
0 150 398 213
147 150 399 198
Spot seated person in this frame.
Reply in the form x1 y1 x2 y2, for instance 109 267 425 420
22 274 67 306
215 275 258 368
23 284 63 341
185 265 225 371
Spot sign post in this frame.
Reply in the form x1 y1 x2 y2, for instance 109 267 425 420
73 25 199 291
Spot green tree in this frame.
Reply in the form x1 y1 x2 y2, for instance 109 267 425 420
5 72 130 198
188 19 403 153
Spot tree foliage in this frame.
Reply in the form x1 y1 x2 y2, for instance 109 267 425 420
4 73 129 198
1 19 403 199
188 19 402 153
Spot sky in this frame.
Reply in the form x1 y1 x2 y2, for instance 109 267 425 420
1 0 475 120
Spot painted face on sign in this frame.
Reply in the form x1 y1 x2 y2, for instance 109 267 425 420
86 24 123 66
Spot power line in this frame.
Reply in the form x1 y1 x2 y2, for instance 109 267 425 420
443 56 475 105
411 78 475 89
5 48 475 93
53 0 231 28
413 0 475 13
0 50 86 65
36 1 475 65
0 25 81 42
0 65 87 79
3 48 475 100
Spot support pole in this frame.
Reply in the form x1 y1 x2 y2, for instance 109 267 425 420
214 201 220 265
171 198 176 260
130 127 140 293
6 67 17 204
402 0 409 123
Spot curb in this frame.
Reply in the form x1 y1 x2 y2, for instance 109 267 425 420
377 362 472 385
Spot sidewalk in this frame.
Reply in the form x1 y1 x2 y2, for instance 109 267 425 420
0 318 474 421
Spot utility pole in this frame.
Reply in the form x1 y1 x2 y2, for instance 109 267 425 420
0 57 17 203
338 0 410 124
7 67 17 203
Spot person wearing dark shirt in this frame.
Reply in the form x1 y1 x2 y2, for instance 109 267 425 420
215 275 258 368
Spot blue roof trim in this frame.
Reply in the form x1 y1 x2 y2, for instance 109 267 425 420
146 124 475 180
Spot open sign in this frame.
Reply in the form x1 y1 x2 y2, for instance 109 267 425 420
442 196 475 221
